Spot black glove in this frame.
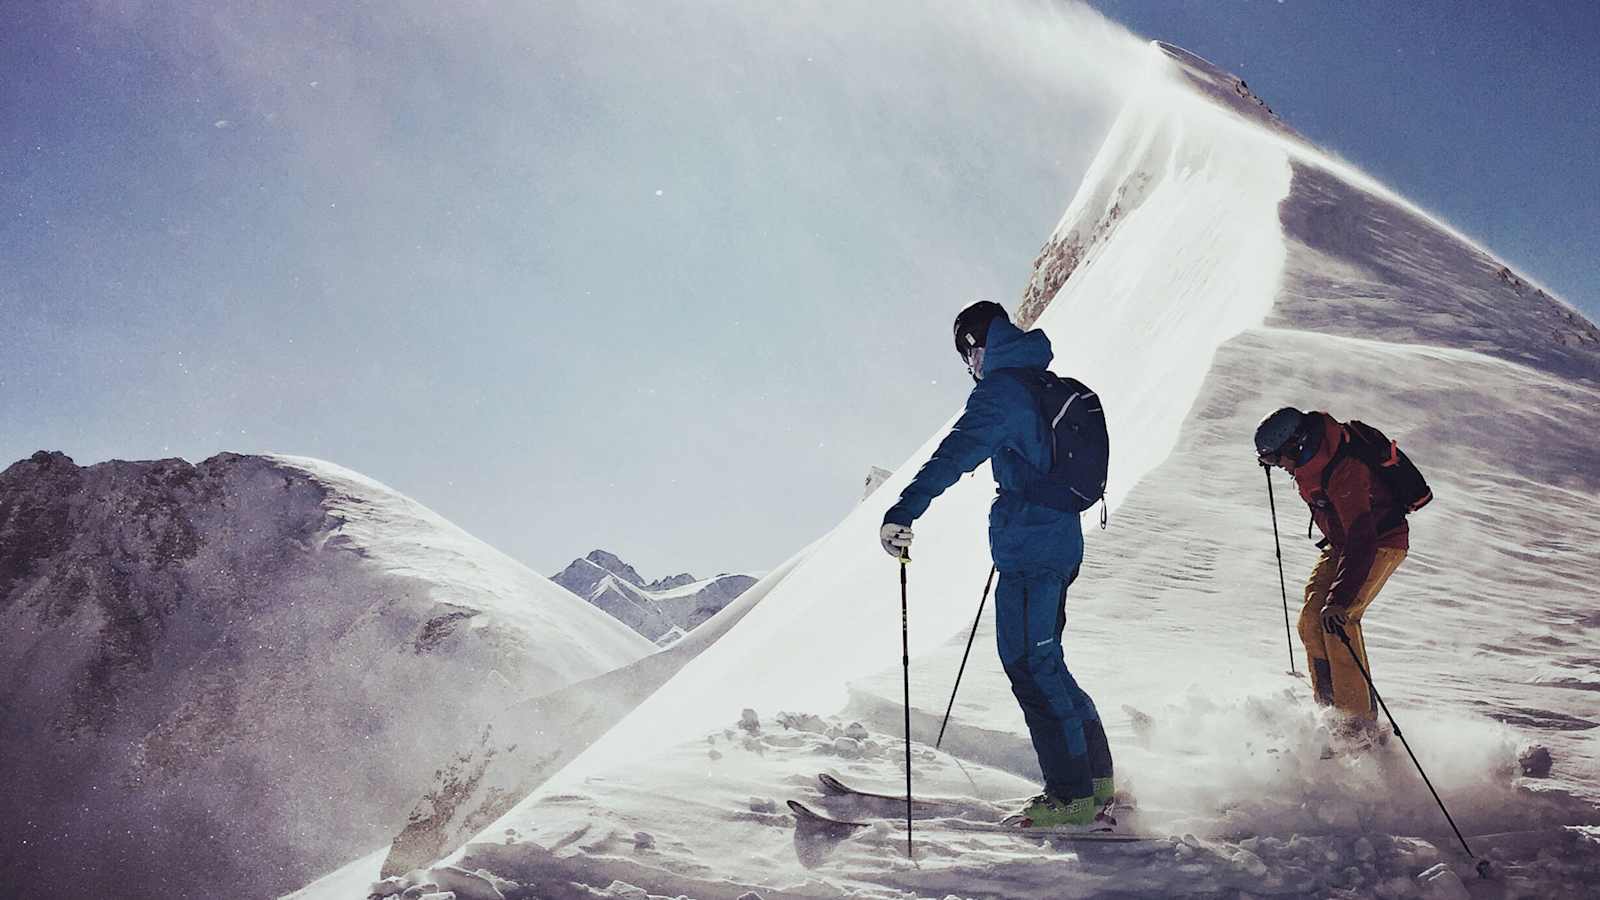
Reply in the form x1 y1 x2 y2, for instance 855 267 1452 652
1320 603 1349 636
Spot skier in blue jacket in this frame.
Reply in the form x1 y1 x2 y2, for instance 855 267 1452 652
879 301 1113 827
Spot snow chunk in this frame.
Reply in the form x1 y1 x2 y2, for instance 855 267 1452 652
1416 863 1469 900
369 876 407 897
774 712 827 733
427 864 505 900
1392 837 1442 871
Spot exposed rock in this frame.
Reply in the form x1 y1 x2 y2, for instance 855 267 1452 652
1518 743 1553 777
1233 848 1268 877
861 466 893 500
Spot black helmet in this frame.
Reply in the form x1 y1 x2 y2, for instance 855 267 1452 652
953 301 1009 360
1254 407 1307 459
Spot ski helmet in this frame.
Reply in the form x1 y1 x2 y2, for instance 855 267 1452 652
1254 407 1307 459
953 301 1009 360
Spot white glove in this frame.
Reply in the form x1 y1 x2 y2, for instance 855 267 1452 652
879 522 913 558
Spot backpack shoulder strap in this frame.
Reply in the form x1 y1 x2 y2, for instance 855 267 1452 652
1318 425 1353 495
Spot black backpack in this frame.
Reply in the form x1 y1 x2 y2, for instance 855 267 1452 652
1320 420 1433 531
1013 371 1109 516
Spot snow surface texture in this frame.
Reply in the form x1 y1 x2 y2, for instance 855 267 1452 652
0 451 651 899
552 550 758 645
284 41 1600 900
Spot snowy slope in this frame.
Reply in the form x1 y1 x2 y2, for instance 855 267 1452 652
0 451 652 899
301 42 1600 900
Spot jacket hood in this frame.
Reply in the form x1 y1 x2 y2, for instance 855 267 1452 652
980 318 1053 373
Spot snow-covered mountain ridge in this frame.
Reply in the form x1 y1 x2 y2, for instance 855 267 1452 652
0 450 652 899
552 549 758 644
298 41 1600 900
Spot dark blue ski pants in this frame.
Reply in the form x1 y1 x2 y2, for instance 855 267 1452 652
994 566 1112 801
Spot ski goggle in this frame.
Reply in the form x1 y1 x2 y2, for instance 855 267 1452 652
1257 434 1302 463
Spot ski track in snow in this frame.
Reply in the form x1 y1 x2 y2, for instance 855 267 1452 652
292 41 1600 900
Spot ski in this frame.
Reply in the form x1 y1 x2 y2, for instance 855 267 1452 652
788 799 869 831
819 772 1140 824
788 799 1157 844
934 817 1153 843
816 772 1001 812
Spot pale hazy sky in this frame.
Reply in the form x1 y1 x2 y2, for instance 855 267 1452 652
2 2 1594 579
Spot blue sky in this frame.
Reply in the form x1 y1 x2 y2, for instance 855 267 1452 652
1 2 1594 578
1096 0 1599 316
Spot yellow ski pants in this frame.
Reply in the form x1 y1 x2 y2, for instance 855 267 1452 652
1297 546 1407 720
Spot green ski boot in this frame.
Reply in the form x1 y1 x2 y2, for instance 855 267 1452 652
1009 793 1097 828
1093 776 1115 807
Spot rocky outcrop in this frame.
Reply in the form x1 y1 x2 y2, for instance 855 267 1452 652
0 452 649 899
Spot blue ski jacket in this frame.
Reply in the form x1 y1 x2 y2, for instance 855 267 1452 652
883 319 1084 575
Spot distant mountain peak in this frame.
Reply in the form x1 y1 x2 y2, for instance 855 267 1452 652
551 550 755 643
647 573 697 591
583 549 646 586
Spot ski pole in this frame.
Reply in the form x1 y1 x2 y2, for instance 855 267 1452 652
1332 624 1491 879
936 565 996 749
1263 464 1297 675
898 552 913 859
